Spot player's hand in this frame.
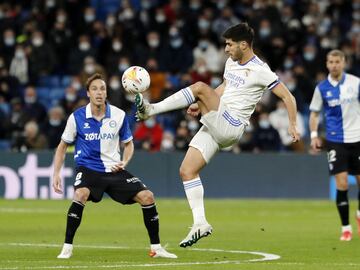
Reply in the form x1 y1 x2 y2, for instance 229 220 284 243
310 137 322 152
111 161 126 172
187 103 200 117
52 174 63 194
288 125 300 143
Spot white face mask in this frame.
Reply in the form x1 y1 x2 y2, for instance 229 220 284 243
170 38 183 48
66 93 77 102
4 37 15 46
49 119 61 126
85 64 95 74
161 139 173 150
303 52 315 61
112 42 122 51
144 118 155 128
57 15 66 23
25 96 36 104
118 63 129 72
259 120 270 129
84 13 95 23
148 39 159 48
106 17 116 27
198 66 207 75
72 82 81 90
15 50 25 58
155 14 166 23
110 80 120 90
32 38 43 47
188 120 199 131
79 42 90 51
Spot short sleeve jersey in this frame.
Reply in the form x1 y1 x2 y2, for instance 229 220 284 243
61 103 133 172
309 73 360 143
222 56 279 125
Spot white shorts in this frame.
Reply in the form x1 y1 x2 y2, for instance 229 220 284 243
189 101 245 163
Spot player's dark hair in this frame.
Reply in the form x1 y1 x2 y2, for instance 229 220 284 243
86 73 104 91
222 23 254 46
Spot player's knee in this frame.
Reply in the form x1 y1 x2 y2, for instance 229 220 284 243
138 190 155 205
191 81 210 95
74 188 90 203
179 165 195 180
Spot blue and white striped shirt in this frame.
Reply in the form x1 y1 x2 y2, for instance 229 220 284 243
61 103 133 172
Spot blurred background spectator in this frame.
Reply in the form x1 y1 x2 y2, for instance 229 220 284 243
0 0 359 153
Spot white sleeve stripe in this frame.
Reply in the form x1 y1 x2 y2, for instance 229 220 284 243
61 137 73 144
121 136 133 143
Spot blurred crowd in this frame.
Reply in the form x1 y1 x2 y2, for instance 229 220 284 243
0 0 359 153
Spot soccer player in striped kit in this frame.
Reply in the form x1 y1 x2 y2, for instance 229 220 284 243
52 73 176 259
309 49 360 241
135 23 300 247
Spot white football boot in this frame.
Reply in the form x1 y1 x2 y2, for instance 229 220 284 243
179 223 213 248
149 245 177 258
57 243 73 259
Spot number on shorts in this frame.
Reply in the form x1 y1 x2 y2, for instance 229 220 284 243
327 150 337 163
75 172 83 181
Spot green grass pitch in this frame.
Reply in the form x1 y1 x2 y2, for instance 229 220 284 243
0 199 359 269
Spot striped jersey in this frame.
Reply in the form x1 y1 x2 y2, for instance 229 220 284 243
61 103 133 172
309 73 360 143
221 55 279 125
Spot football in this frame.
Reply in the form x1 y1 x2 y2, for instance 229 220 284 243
121 66 150 94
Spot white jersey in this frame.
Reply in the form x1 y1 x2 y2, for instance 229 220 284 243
221 56 279 125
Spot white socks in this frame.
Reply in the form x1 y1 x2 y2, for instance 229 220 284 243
150 244 162 250
342 224 352 232
150 87 195 116
183 178 207 225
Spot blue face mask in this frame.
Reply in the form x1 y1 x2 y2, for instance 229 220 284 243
303 52 315 61
170 38 183 48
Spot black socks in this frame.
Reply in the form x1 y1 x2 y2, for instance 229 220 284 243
142 203 160 244
336 190 349 226
65 201 85 244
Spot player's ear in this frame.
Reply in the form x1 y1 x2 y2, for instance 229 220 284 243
239 41 248 50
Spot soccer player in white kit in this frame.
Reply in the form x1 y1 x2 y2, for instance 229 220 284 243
136 23 300 247
309 49 360 241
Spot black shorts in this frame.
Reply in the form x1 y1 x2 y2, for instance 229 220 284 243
325 141 360 175
73 166 147 204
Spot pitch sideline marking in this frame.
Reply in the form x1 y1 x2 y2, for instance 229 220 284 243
0 242 281 269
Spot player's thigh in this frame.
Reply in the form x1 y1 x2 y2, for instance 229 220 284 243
106 170 147 205
326 141 348 175
334 172 349 190
349 141 360 176
73 187 90 203
190 82 220 112
74 166 106 203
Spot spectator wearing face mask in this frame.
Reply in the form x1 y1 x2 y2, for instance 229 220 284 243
105 37 132 74
9 44 29 84
301 43 322 78
160 131 175 152
269 100 305 152
174 120 191 151
12 120 48 152
133 116 163 152
1 28 16 68
23 86 47 124
145 58 166 102
252 112 281 152
59 86 80 116
160 27 193 73
107 75 132 112
134 31 165 70
193 37 225 73
41 106 66 149
190 58 211 85
67 35 96 75
28 30 56 83
79 56 107 85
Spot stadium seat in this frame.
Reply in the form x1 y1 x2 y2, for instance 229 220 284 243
0 139 11 150
38 75 61 88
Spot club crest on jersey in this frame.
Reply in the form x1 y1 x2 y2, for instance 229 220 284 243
326 91 332 97
109 120 116 128
83 123 90 129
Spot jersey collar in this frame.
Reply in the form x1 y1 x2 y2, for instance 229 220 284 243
85 103 111 119
328 72 346 87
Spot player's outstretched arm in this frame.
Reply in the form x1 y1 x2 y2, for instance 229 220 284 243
272 82 300 142
52 140 68 194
